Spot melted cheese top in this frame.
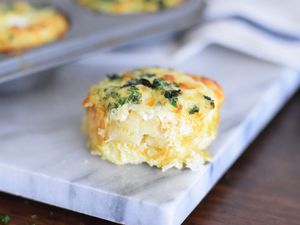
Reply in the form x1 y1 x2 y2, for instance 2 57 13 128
84 67 217 122
0 2 56 29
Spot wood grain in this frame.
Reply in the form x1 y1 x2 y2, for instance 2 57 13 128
1 90 299 225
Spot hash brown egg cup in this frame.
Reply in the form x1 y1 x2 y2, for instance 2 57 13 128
0 1 69 53
77 0 184 14
82 68 224 171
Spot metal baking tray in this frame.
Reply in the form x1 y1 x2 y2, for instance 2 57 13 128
0 0 205 84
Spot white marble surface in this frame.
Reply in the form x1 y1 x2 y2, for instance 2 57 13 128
0 46 299 225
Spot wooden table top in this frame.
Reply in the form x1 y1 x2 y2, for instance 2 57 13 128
1 90 299 225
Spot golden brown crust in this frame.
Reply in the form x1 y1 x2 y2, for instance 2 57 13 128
191 75 224 105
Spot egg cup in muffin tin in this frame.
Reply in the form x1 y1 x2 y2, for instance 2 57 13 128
77 0 185 14
0 0 205 86
0 1 69 54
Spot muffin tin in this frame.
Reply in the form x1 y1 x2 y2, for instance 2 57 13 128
0 0 205 84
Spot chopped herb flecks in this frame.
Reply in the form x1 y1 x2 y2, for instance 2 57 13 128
203 95 215 108
0 215 10 225
164 89 181 98
121 78 154 89
164 89 181 107
189 105 199 114
169 98 178 107
110 90 120 99
102 70 183 110
128 86 141 104
119 73 182 108
139 78 153 88
149 77 182 108
152 78 171 90
107 73 122 81
203 95 211 101
106 85 141 111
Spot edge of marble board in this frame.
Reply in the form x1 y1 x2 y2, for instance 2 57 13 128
0 73 299 225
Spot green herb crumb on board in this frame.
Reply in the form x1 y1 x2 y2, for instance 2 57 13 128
31 214 38 225
31 214 38 220
0 215 10 225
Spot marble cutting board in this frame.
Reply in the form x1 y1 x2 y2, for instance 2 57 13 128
0 46 299 225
